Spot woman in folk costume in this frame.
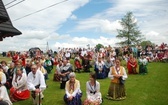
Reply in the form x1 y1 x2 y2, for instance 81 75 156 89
106 58 128 100
36 61 48 80
6 62 15 89
44 57 52 74
9 67 30 102
53 60 62 82
74 58 82 73
0 67 12 105
138 54 148 74
12 52 19 65
127 54 138 74
64 72 82 105
94 57 106 79
83 72 102 105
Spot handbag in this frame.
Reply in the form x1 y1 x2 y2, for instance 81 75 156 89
119 76 125 85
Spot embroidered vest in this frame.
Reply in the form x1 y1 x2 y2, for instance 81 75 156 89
66 79 79 94
111 66 124 83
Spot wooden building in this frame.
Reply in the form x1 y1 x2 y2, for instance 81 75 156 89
0 0 21 41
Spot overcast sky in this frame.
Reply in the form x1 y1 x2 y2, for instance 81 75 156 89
1 0 168 52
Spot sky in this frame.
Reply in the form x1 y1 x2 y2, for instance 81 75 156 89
1 0 168 52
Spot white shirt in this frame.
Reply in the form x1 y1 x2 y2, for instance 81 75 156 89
27 70 46 91
0 86 12 105
12 73 27 91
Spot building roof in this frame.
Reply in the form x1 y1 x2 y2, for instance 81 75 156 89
0 0 22 41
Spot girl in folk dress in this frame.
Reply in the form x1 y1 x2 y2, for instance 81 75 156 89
83 72 102 105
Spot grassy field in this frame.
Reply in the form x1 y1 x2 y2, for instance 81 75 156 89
1 56 168 105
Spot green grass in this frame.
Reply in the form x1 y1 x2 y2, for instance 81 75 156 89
1 57 168 105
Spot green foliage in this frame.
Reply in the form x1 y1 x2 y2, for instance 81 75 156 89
95 43 104 51
116 11 143 46
140 40 155 48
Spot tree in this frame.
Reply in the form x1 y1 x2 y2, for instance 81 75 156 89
95 44 104 52
140 40 155 49
116 12 143 46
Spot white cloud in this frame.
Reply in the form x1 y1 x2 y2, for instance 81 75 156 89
51 36 120 50
1 0 90 52
76 19 122 35
75 0 168 44
1 0 168 52
69 14 77 20
145 31 167 44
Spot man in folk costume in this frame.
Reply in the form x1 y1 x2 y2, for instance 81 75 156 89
27 64 46 105
0 67 12 105
106 58 128 100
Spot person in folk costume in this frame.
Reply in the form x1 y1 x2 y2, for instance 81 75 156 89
53 55 59 66
0 61 9 89
109 53 115 66
104 57 114 78
25 60 32 75
12 52 19 65
64 72 82 105
83 72 102 105
6 62 15 89
74 58 82 73
127 54 138 74
27 64 46 105
36 49 41 58
39 55 46 66
65 51 71 61
59 59 73 89
53 60 63 82
9 67 30 102
82 55 90 72
1 61 9 74
106 58 128 100
94 57 106 79
14 62 26 75
138 54 148 74
36 61 48 80
44 57 52 74
20 54 26 67
0 67 12 105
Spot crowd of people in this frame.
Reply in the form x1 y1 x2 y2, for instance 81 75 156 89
0 43 167 105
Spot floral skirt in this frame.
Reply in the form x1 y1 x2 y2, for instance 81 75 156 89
106 82 126 100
